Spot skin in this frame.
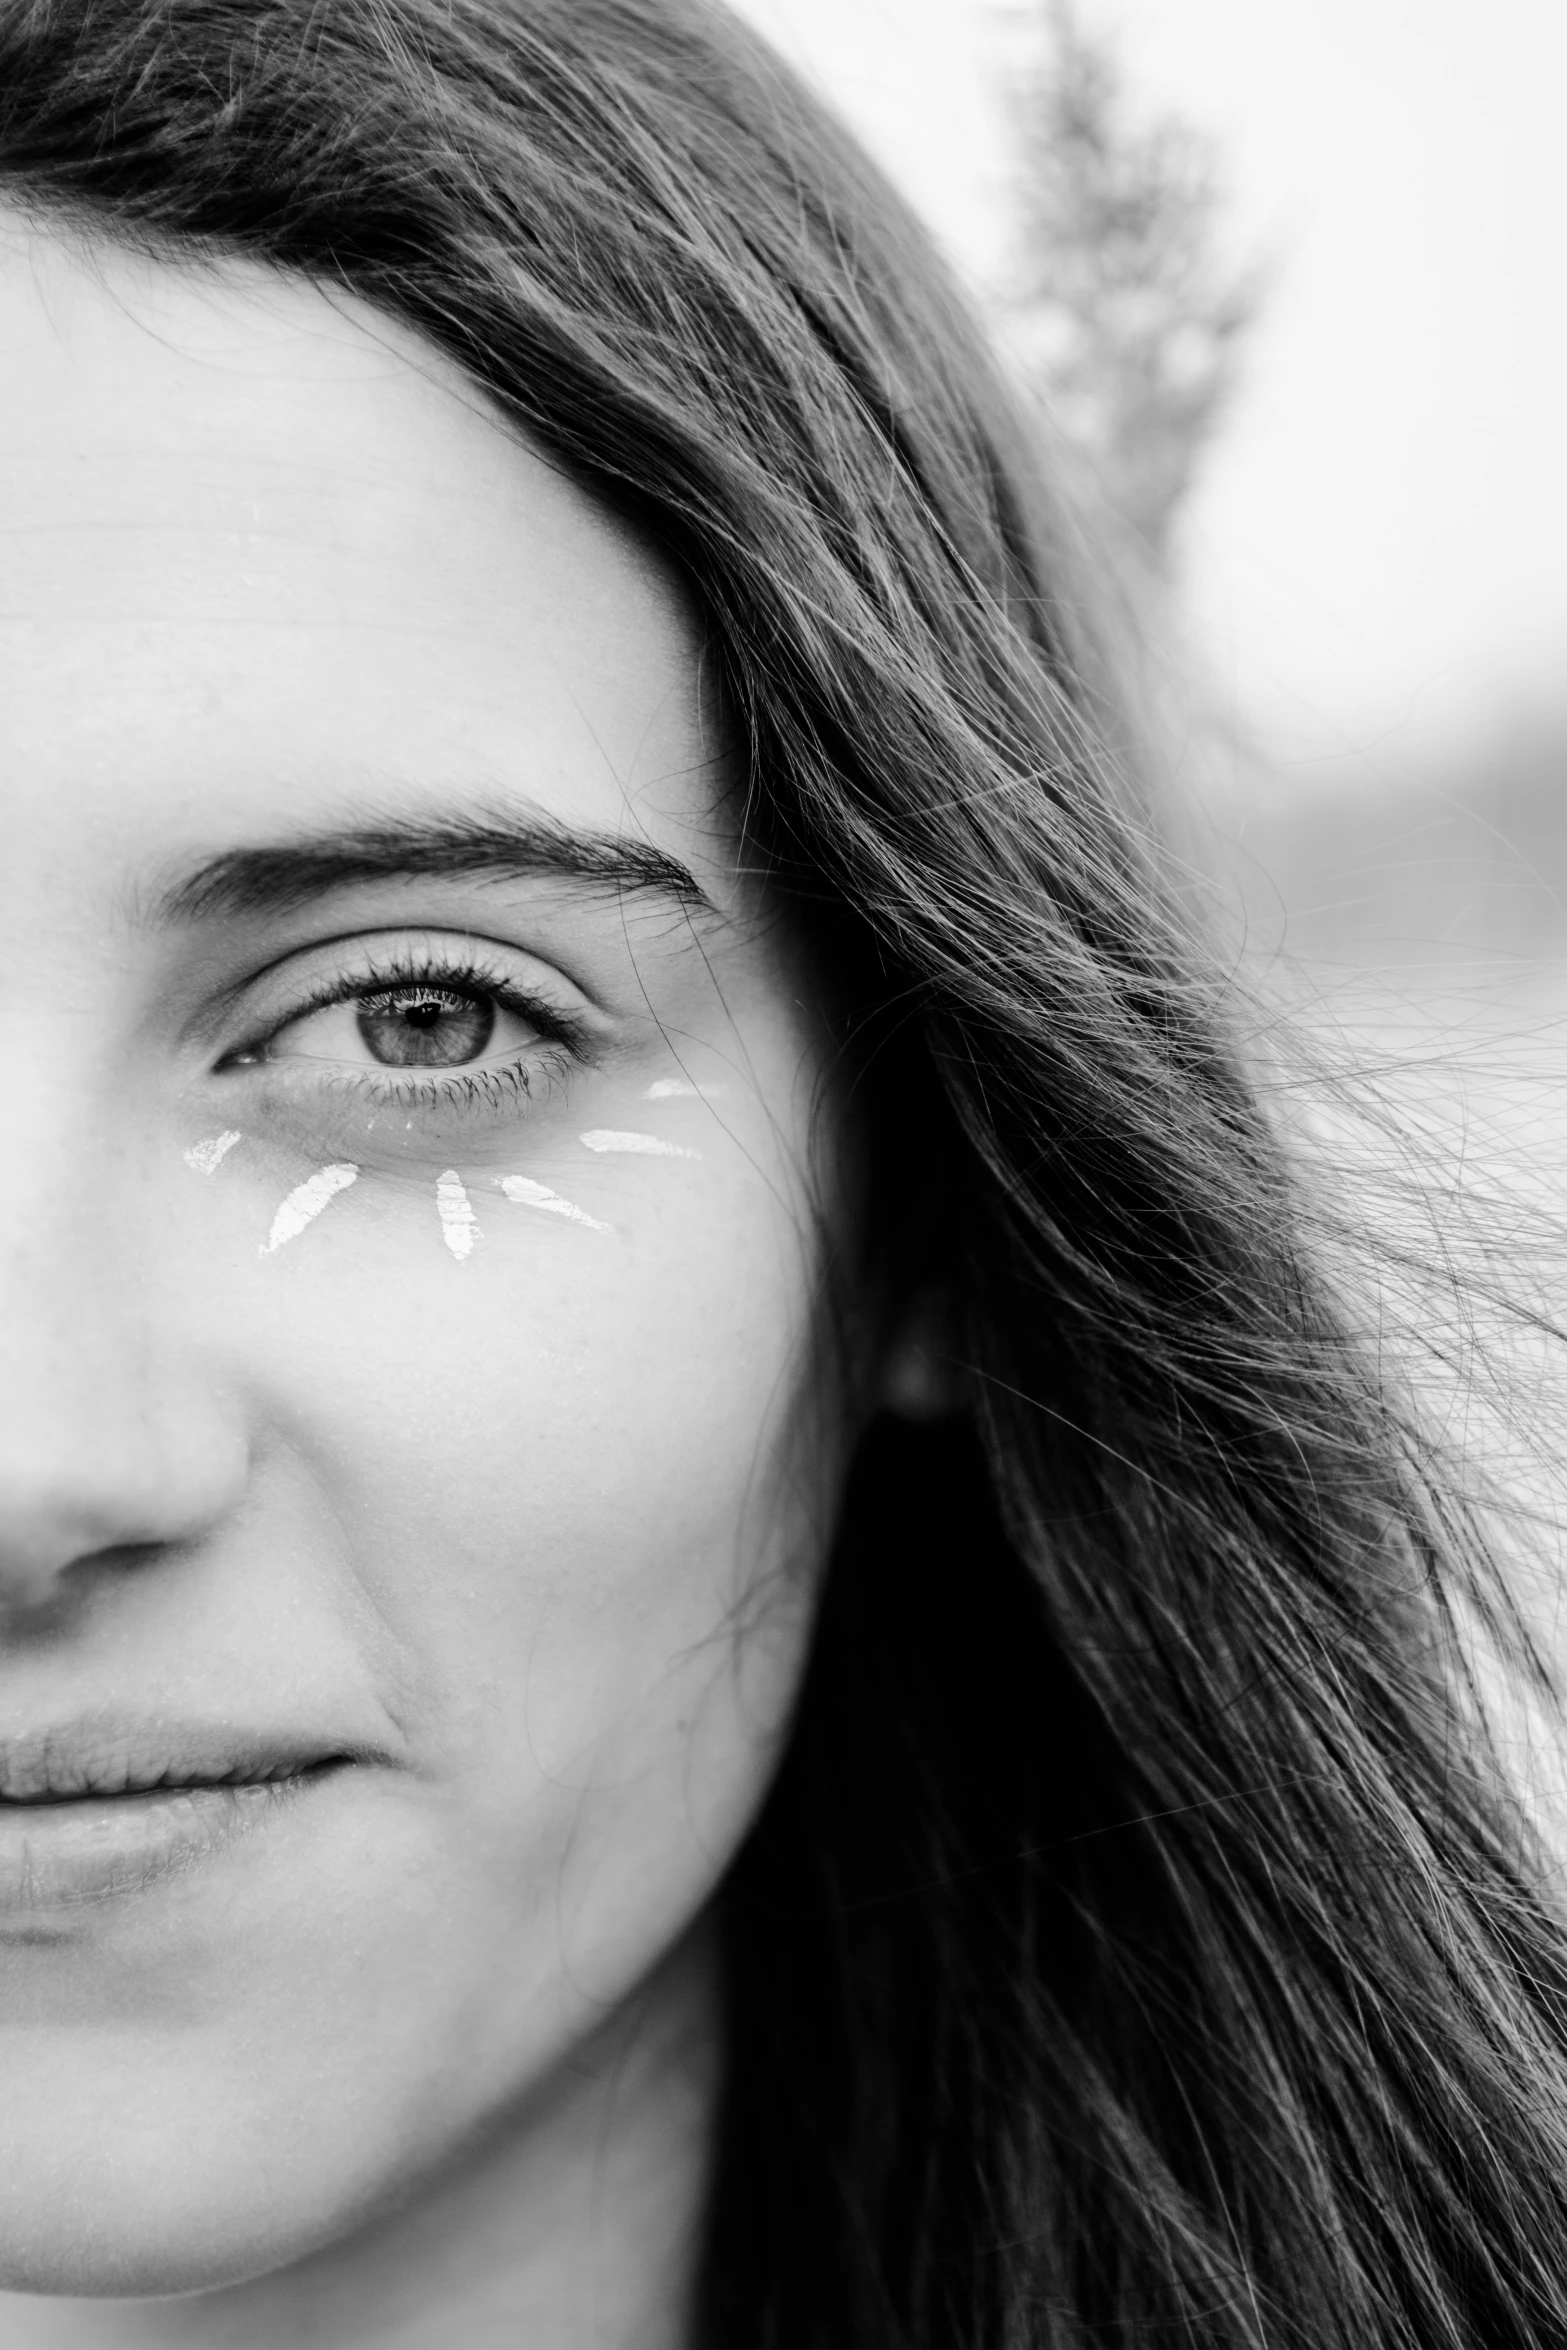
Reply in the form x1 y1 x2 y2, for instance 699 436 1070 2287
0 222 934 2345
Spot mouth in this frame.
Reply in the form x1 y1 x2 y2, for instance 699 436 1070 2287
0 1730 361 1912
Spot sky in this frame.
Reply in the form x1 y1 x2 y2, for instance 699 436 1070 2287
729 0 1567 798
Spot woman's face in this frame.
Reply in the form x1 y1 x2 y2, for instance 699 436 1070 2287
0 224 858 2294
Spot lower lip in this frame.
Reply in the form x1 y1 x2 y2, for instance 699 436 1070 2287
0 1771 340 1912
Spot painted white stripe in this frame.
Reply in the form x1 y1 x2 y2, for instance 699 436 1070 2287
261 1163 359 1255
436 1169 480 1259
184 1130 243 1175
497 1175 609 1231
644 1078 728 1101
578 1130 701 1159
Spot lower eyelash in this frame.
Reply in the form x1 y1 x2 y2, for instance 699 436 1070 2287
242 1041 574 1134
346 1046 572 1117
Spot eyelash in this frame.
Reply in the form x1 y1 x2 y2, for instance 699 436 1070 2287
230 947 587 1116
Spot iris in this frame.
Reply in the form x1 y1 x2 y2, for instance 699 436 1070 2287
355 987 496 1069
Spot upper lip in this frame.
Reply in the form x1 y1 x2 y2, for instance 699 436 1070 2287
0 1720 362 1803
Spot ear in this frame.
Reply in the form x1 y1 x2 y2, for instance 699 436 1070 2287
875 1285 967 1422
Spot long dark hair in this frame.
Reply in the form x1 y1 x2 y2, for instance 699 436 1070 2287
4 2 1567 2340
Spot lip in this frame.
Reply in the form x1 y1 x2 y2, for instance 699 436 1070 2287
0 1722 365 1912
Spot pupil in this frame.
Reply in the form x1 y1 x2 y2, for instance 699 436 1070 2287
356 988 496 1069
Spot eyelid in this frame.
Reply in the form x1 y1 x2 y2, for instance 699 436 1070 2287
220 928 604 1065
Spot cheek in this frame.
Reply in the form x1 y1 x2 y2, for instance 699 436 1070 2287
229 1155 837 1970
0 1150 844 2299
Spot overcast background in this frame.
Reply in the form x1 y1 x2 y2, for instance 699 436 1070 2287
732 0 1567 794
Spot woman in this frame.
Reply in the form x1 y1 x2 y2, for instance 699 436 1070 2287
0 1 1562 2343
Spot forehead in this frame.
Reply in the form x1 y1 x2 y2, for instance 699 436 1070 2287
0 217 731 909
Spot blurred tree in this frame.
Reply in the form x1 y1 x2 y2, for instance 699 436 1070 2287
999 0 1262 565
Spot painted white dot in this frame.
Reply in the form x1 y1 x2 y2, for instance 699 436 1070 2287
261 1164 359 1255
644 1078 728 1101
496 1175 609 1232
578 1130 701 1159
436 1169 481 1260
184 1130 242 1175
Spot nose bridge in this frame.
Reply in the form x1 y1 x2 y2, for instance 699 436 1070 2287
0 1127 248 1583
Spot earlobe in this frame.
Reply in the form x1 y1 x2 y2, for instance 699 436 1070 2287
876 1289 967 1422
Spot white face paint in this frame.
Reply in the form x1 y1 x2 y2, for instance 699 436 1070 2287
644 1077 728 1101
260 1162 360 1255
497 1174 610 1231
435 1169 481 1259
184 1129 243 1175
579 1130 702 1159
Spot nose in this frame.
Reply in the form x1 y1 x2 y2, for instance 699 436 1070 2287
0 1163 248 1603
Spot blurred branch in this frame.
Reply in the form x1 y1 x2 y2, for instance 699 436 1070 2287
998 0 1264 565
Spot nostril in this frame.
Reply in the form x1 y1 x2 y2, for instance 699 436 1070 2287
0 1532 167 1619
0 1569 82 1639
60 1539 167 1577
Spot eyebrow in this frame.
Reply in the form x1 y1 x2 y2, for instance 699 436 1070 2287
148 813 720 928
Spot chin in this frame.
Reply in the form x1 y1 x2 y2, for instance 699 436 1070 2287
0 2180 349 2304
0 2207 303 2303
0 2086 388 2302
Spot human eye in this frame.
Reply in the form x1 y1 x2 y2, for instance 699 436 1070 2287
220 932 594 1122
